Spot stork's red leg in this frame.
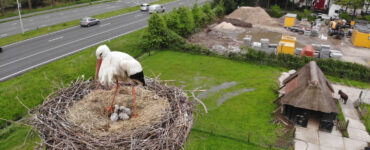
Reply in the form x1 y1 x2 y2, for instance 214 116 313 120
132 83 138 118
105 80 119 113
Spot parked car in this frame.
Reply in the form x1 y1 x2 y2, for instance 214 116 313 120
80 17 100 27
140 3 150 11
149 4 165 14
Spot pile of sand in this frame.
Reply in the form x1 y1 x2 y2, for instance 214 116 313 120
213 22 239 31
66 86 169 136
226 7 278 26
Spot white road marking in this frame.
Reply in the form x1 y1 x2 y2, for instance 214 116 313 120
40 25 47 28
12 23 17 25
48 36 64 42
0 34 7 37
0 29 140 82
0 18 147 69
99 23 111 27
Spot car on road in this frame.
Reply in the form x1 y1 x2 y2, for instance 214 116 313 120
140 3 150 11
80 17 100 27
149 4 165 14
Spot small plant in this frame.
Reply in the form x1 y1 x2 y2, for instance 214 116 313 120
270 5 283 18
339 12 351 22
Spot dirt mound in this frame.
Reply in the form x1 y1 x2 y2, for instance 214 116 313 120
213 21 240 31
66 86 169 136
226 7 278 26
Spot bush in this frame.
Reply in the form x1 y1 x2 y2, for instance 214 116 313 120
270 5 283 18
176 7 195 37
142 13 171 50
339 12 351 22
202 3 216 24
213 0 225 17
163 10 181 33
366 15 370 21
192 2 205 28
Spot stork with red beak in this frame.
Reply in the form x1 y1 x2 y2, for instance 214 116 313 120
95 45 145 118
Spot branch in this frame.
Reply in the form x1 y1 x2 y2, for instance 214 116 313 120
191 89 208 113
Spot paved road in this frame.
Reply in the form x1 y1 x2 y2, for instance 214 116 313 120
0 0 206 82
0 0 156 38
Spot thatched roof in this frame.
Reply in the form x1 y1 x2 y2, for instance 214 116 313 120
280 61 339 114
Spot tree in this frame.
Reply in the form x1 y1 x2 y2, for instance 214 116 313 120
352 0 365 16
28 0 32 10
143 13 170 50
192 2 205 28
0 0 4 16
176 7 195 37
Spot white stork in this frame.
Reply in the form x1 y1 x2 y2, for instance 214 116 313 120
95 45 145 118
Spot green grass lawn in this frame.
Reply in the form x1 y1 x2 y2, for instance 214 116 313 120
139 51 287 149
0 0 174 46
360 104 370 134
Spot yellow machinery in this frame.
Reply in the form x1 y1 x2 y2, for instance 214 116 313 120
284 13 297 27
350 20 355 27
351 24 370 48
278 35 296 55
328 19 345 39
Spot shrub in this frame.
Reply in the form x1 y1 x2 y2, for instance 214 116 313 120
270 5 283 18
201 3 216 24
192 2 206 28
177 7 195 37
163 10 181 33
213 0 226 17
142 13 170 50
339 12 351 22
366 15 370 21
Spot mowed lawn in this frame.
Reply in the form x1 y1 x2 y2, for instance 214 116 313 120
139 51 285 149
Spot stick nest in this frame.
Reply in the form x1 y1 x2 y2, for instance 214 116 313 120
30 77 194 149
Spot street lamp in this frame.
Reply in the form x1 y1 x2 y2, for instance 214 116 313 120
16 0 24 34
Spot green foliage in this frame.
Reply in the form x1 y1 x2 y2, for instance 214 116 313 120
213 0 236 14
176 7 195 37
213 0 226 17
163 10 181 33
339 12 351 22
270 5 283 18
192 2 206 28
366 15 370 21
142 13 170 50
202 3 216 24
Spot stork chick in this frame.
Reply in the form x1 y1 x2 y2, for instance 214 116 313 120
110 105 119 121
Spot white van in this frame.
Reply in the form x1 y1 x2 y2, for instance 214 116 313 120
149 4 165 14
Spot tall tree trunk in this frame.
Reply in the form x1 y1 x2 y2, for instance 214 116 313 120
28 0 32 10
256 0 260 6
0 0 5 16
285 0 288 9
275 0 277 5
267 0 270 8
51 0 55 7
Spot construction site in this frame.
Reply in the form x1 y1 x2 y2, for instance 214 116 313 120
189 6 370 67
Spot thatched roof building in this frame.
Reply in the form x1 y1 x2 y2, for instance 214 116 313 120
281 61 339 114
277 61 339 132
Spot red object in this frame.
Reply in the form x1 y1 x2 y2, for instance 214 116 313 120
314 0 325 10
300 45 315 57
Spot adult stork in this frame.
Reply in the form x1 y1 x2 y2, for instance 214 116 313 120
95 45 145 118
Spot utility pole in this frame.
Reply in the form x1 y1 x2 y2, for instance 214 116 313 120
16 0 24 34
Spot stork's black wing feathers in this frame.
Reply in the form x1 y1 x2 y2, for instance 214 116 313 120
130 71 146 86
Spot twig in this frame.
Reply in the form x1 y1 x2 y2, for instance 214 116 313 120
16 96 31 112
191 89 208 113
0 117 30 126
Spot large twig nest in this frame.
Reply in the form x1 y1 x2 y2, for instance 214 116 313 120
30 77 194 149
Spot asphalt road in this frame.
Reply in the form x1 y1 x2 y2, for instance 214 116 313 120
0 0 157 38
0 0 206 82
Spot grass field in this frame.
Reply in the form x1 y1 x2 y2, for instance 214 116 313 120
0 0 174 46
139 51 287 149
